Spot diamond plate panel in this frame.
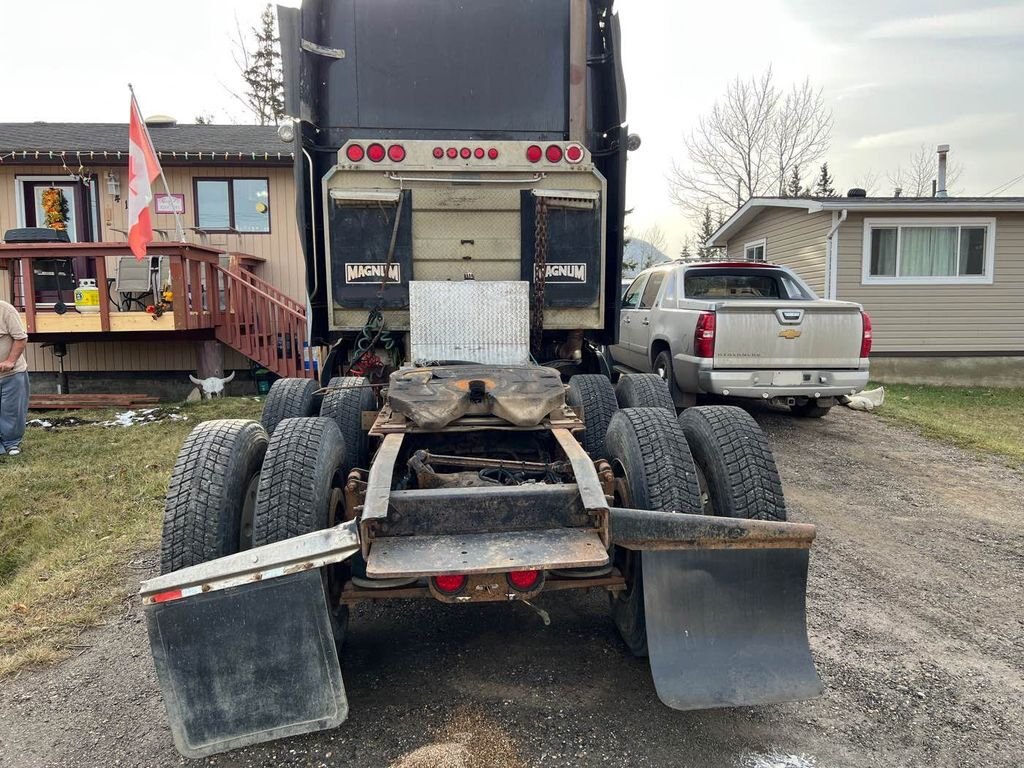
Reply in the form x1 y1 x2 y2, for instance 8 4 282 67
409 281 530 365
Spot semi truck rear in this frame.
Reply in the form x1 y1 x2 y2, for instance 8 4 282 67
277 0 630 376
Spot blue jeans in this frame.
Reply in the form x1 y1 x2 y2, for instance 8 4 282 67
0 371 29 452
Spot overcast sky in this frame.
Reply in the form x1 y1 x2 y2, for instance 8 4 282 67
2 0 1022 253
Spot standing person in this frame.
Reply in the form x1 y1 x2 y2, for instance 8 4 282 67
0 298 29 456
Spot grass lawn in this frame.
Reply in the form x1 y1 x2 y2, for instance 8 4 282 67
876 383 1024 466
0 397 262 678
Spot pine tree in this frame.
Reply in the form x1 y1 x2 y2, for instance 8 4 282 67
238 4 284 125
696 206 723 260
785 166 803 198
814 162 837 197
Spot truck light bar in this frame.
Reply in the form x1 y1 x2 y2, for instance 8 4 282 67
338 140 592 171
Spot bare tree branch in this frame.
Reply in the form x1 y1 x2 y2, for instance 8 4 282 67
668 68 832 216
887 144 963 197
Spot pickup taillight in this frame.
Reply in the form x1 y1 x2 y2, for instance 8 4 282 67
860 311 873 358
694 312 716 358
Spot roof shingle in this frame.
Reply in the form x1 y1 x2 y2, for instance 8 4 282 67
0 122 290 159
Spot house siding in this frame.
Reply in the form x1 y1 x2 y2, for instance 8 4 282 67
836 211 1024 354
724 207 831 295
0 162 304 372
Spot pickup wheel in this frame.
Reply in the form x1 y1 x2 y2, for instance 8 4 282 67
606 408 702 656
615 373 675 410
160 419 268 574
791 402 832 418
252 417 349 646
678 405 786 521
320 376 377 476
565 374 618 460
261 377 319 436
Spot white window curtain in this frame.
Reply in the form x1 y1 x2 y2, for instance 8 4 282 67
898 226 957 277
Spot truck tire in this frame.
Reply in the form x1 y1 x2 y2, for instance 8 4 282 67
160 419 268 574
261 377 319 435
615 373 675 411
319 376 376 475
252 417 349 645
606 408 701 656
791 402 831 419
252 417 346 546
565 374 618 459
678 406 786 522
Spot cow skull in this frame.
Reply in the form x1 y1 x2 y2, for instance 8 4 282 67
188 371 235 399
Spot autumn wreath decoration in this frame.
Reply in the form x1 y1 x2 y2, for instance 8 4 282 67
41 187 70 231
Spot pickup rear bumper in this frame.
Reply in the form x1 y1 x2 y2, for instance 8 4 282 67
696 364 869 399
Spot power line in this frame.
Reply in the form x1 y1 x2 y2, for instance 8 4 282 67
983 171 1024 197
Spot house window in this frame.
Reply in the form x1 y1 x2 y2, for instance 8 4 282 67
744 238 766 262
195 178 271 233
862 218 995 284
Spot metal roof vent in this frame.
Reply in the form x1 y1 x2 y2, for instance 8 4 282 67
144 115 178 128
847 188 867 198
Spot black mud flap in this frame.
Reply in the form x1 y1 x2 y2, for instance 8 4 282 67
642 548 823 710
146 569 347 758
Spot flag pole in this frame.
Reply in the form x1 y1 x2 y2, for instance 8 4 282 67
129 84 186 242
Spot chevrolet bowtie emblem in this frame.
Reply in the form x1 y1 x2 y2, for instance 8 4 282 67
778 329 802 340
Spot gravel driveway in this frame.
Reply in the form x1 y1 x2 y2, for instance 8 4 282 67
1 407 1021 768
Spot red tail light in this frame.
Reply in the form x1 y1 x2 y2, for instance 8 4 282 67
446 147 458 159
345 144 365 162
460 147 471 159
367 143 386 162
152 588 183 604
387 144 406 162
432 146 444 159
526 145 543 163
507 570 541 591
860 311 873 358
545 144 563 163
487 148 499 160
432 574 468 595
694 312 716 358
474 147 485 159
565 144 584 163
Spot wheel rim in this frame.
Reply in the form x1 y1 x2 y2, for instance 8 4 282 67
239 473 259 550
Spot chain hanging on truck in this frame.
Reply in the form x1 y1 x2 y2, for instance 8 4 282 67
530 197 549 357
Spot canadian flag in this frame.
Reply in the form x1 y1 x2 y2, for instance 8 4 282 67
127 94 162 260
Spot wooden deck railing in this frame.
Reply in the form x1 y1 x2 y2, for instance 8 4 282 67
216 265 309 378
0 241 313 379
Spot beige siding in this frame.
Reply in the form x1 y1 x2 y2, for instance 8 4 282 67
0 162 304 372
724 208 831 294
836 211 1024 353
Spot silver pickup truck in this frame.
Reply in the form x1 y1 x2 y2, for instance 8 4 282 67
608 261 871 417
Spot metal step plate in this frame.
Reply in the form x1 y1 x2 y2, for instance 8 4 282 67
366 528 608 578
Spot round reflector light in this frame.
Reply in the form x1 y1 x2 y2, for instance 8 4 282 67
433 574 468 594
460 147 471 159
447 147 458 159
565 144 584 163
488 148 499 160
474 147 485 159
433 147 444 159
545 144 564 163
367 143 386 162
526 145 543 163
345 144 365 162
507 569 541 591
387 144 406 162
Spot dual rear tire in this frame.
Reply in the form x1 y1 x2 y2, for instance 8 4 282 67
607 404 787 655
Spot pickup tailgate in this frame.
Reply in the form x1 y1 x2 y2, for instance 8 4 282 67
713 301 862 369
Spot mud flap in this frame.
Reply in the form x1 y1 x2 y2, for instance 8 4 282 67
609 507 822 710
146 569 347 758
642 548 822 710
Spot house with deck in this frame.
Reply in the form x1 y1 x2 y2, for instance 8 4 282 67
0 121 311 396
707 193 1024 387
